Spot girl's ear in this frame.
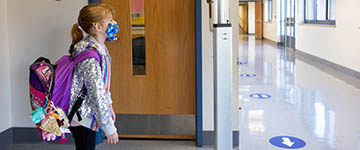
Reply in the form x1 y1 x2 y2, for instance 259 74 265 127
93 23 101 32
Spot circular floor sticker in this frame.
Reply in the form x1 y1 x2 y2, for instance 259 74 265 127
249 93 271 99
237 61 248 65
240 74 256 77
269 136 306 149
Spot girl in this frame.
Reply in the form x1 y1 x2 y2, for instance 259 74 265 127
68 4 119 150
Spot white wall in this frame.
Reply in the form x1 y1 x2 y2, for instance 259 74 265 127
296 0 360 72
262 0 360 73
263 0 280 42
0 0 12 133
202 0 239 131
248 2 255 34
7 0 87 127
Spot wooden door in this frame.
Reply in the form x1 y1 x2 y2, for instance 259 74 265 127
255 1 263 39
101 0 195 139
239 4 248 34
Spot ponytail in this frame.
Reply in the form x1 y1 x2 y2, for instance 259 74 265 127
69 24 83 54
69 4 114 54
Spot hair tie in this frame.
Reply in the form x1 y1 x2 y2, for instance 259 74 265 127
77 18 81 27
76 22 82 30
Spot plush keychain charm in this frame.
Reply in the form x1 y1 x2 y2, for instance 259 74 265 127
43 132 57 141
40 115 62 136
31 107 46 124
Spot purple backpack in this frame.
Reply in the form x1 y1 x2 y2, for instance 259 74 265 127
30 50 100 112
29 48 100 142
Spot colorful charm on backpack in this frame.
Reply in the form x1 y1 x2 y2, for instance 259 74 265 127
30 107 46 124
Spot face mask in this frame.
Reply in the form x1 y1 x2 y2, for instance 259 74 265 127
105 23 119 41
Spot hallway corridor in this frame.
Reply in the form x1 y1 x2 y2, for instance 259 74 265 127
5 36 360 150
237 35 360 150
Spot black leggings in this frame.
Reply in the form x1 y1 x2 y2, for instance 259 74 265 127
69 126 96 150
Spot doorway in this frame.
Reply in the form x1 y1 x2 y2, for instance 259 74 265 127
255 0 263 39
280 0 296 48
102 0 196 139
239 2 249 35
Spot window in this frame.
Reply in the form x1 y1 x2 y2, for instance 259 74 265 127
131 0 146 75
305 0 336 25
264 0 273 22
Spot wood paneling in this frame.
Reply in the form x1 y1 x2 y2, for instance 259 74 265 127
239 5 248 33
255 1 263 39
102 0 195 115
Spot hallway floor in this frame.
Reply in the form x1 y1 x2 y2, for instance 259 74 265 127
5 140 210 150
237 35 360 150
6 35 360 150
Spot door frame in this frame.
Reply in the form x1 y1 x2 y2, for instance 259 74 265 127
195 0 203 147
89 0 204 147
88 0 99 4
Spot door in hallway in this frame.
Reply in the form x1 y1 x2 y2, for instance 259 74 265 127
280 0 296 48
101 0 195 139
239 3 249 34
255 1 263 39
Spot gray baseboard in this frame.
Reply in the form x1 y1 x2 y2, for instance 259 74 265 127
0 128 12 149
12 127 74 144
0 114 195 147
295 50 360 87
2 128 241 147
116 114 195 136
263 38 281 47
12 127 43 144
0 127 75 148
202 131 239 147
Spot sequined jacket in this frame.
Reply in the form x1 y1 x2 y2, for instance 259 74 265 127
68 36 116 136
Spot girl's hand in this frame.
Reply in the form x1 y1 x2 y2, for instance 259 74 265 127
106 132 119 144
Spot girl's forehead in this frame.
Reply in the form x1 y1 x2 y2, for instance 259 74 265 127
105 16 113 21
102 16 112 23
105 13 113 19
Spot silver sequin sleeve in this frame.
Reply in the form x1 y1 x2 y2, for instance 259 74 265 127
77 58 116 136
107 91 113 104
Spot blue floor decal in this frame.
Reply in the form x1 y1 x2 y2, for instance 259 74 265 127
240 74 256 77
269 136 306 149
237 61 248 65
249 93 271 99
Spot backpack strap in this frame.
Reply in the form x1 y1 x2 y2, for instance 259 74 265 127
74 41 102 66
68 88 87 123
73 50 101 66
68 49 102 123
